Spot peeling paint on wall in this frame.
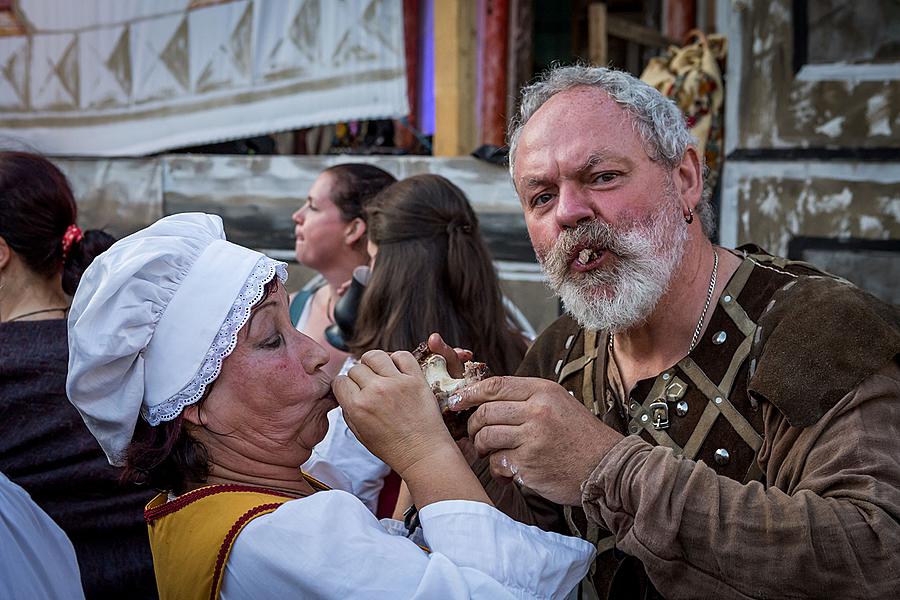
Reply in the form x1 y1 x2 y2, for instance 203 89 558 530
814 116 845 139
734 173 898 256
736 0 900 149
867 94 892 137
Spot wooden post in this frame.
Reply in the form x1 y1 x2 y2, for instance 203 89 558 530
506 0 533 124
395 0 420 151
480 0 509 147
434 0 478 156
588 3 608 67
664 0 696 44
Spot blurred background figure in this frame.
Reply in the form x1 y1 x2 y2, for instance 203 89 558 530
290 163 396 377
0 151 157 599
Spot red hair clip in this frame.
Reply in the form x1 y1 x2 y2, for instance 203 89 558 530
61 224 84 260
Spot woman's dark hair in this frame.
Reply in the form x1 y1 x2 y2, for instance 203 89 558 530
348 174 528 375
324 163 396 222
0 151 115 294
122 416 210 494
121 277 281 492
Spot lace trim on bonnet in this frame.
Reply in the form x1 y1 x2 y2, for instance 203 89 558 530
143 257 288 425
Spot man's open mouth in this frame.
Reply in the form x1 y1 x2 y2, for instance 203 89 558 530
570 246 606 271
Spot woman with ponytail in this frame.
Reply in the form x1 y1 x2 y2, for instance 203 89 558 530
322 174 529 519
350 174 528 375
0 151 157 598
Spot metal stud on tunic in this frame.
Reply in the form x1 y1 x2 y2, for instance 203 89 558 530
713 331 727 345
676 400 689 417
714 448 730 465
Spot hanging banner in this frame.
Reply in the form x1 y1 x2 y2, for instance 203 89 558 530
0 0 408 156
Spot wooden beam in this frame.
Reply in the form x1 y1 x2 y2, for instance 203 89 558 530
606 15 677 48
588 3 608 67
434 0 478 156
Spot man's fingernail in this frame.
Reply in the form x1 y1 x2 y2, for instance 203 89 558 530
447 393 462 409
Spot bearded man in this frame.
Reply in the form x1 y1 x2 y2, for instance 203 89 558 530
450 66 900 598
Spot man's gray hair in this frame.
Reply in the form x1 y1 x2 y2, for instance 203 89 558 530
507 65 715 237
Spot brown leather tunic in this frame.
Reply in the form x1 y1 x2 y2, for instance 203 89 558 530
507 248 900 599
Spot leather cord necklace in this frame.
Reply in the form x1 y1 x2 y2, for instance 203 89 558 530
5 307 69 322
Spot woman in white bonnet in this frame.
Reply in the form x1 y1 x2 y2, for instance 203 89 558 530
66 213 593 600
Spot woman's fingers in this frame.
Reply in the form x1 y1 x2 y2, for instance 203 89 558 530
390 350 424 376
359 349 402 377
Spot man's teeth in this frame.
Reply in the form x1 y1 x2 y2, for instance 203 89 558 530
578 248 596 264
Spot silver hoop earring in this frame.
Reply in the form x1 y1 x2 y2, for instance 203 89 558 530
684 207 694 224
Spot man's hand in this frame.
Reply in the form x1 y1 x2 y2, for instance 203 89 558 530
425 332 472 378
451 376 624 506
333 349 456 479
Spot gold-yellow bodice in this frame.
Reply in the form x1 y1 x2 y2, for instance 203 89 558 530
144 484 305 600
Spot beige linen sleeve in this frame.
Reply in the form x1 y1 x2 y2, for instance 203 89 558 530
581 360 900 600
458 437 568 533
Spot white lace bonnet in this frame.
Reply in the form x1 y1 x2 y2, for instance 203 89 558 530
66 213 287 466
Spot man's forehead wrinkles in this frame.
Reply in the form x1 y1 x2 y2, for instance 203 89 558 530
518 146 625 188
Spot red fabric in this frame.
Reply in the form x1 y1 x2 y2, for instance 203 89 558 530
376 470 403 519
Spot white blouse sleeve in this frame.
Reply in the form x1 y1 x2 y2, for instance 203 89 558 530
220 490 594 600
301 406 390 513
0 473 85 600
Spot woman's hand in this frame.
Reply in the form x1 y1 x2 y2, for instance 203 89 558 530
333 349 455 478
333 349 491 508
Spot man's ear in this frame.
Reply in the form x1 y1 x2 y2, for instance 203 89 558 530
0 236 11 271
673 145 703 211
344 217 367 246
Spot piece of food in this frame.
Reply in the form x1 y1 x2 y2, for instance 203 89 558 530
412 342 489 439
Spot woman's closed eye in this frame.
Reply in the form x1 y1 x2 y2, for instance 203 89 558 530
260 333 283 349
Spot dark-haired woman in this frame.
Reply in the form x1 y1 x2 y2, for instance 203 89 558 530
350 174 529 375
337 174 531 519
0 151 157 598
290 163 396 377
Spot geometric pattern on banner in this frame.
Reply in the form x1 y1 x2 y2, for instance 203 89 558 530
0 34 28 110
190 0 253 93
79 25 131 109
332 0 388 67
0 0 407 155
30 32 79 110
256 0 320 80
131 13 189 103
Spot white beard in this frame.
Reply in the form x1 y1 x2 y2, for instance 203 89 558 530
536 195 688 334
